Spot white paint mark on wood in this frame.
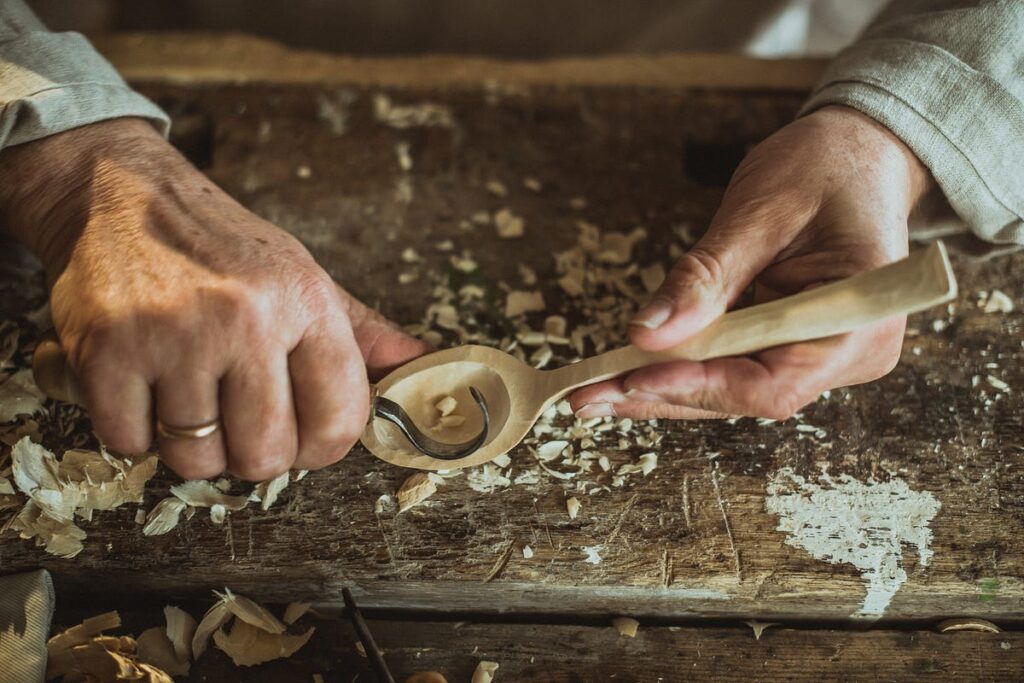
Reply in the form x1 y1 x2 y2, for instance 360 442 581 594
765 467 941 619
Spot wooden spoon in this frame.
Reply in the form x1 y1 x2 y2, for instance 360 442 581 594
361 242 957 470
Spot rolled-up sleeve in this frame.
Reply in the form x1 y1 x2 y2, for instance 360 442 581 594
801 0 1024 245
0 0 169 151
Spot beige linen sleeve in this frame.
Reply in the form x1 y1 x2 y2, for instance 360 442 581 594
801 0 1024 245
0 0 168 151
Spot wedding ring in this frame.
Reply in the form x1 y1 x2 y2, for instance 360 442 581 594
156 418 221 440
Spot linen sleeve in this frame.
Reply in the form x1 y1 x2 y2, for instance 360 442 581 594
0 0 169 151
800 0 1024 245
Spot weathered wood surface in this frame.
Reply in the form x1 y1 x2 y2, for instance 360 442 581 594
1 46 1023 626
56 605 1024 683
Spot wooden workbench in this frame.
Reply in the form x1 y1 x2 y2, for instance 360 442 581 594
2 35 1022 681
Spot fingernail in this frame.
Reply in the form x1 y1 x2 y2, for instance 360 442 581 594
575 402 616 419
630 298 674 330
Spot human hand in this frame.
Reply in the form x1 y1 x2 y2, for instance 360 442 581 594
570 105 933 421
0 119 429 480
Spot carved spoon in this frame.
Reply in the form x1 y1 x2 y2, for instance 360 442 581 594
360 242 957 470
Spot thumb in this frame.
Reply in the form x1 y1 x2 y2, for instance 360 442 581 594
341 288 433 380
629 200 803 351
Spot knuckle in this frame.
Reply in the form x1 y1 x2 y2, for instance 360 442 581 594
101 429 152 455
670 248 725 293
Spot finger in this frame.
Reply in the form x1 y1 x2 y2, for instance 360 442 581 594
81 367 154 453
622 317 904 419
155 366 226 480
221 350 297 481
629 191 814 351
568 379 729 421
289 318 370 471
342 286 432 380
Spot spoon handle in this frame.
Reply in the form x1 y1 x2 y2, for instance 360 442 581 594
544 241 957 394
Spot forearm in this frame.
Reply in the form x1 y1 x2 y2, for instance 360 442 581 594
801 0 1024 245
0 118 165 268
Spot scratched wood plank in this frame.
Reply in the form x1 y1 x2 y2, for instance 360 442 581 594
53 605 1024 683
1 57 1023 623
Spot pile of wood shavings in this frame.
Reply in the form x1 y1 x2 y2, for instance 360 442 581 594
47 589 315 681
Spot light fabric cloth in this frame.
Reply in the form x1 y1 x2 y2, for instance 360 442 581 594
801 0 1024 245
0 569 54 683
0 0 168 149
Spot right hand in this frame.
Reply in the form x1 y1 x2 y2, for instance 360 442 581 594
0 118 428 480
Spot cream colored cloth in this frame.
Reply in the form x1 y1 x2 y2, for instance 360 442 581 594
0 570 54 683
802 0 1024 245
0 0 168 149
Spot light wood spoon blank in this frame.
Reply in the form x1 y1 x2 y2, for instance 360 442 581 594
361 241 956 470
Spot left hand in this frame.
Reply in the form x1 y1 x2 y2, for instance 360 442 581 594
570 105 933 421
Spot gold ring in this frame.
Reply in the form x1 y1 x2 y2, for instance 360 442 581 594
156 418 221 440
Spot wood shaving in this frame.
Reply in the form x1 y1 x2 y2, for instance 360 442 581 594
522 545 534 559
164 605 197 663
283 602 312 625
217 588 287 634
209 504 226 524
213 619 315 667
543 315 567 338
979 289 1014 313
744 620 779 640
48 612 174 683
0 368 45 422
612 617 639 638
192 600 232 660
137 627 189 676
435 396 458 416
249 472 290 511
397 472 437 512
638 452 658 475
10 438 157 556
494 208 524 238
518 264 537 286
142 498 187 537
171 481 249 510
504 291 545 318
987 375 1010 392
485 180 508 196
373 94 453 129
566 496 581 519
568 197 587 210
523 177 542 191
401 247 422 263
937 618 1001 633
471 661 500 683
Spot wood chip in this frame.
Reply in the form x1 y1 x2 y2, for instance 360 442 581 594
162 605 197 664
566 496 581 519
639 263 666 293
250 472 290 511
137 626 190 676
142 498 187 536
505 291 545 318
435 396 458 416
283 602 312 625
522 545 534 559
171 481 249 510
209 504 226 525
218 588 287 634
612 617 639 638
0 369 45 422
981 289 1014 313
397 473 437 512
213 619 315 667
192 600 232 660
485 180 507 196
937 618 1002 633
494 208 524 238
471 661 500 683
745 620 779 640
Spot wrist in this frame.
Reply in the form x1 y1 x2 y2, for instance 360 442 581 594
809 105 934 214
0 118 165 270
